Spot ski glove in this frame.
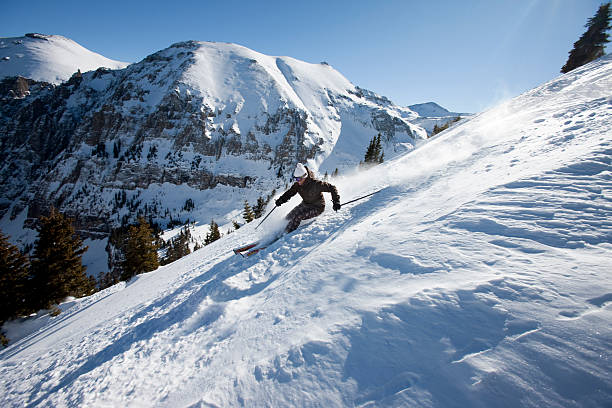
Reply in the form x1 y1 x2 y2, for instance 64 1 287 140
275 198 283 207
333 202 341 212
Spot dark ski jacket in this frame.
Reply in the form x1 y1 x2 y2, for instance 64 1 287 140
277 167 340 209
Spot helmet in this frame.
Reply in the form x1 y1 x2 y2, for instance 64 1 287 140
293 163 307 178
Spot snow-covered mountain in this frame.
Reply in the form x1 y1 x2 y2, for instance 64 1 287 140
1 38 427 276
408 101 466 117
0 33 129 84
409 101 471 134
2 54 610 407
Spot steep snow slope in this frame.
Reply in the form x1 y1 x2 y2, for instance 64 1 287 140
0 34 129 83
1 55 611 407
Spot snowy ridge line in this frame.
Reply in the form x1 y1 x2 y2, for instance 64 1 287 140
0 34 129 84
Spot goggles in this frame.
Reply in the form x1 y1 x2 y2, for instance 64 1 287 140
294 176 304 182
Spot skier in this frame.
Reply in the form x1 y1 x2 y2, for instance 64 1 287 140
275 163 341 233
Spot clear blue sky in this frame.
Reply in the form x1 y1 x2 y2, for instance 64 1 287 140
2 0 609 113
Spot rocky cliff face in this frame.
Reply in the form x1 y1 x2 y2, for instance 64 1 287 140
0 40 426 238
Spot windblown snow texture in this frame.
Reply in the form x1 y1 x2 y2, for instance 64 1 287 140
1 55 611 407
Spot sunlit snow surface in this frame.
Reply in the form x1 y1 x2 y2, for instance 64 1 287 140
2 55 611 407
0 34 129 83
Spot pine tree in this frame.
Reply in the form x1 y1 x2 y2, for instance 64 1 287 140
161 227 191 265
30 208 94 309
176 227 191 258
0 230 31 324
561 3 611 73
375 134 383 164
204 220 221 245
363 133 384 165
364 137 375 163
243 200 255 223
105 224 131 287
253 197 266 218
121 217 159 281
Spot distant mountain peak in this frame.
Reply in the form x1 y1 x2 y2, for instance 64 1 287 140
408 101 467 117
0 33 130 84
25 33 52 40
408 102 471 135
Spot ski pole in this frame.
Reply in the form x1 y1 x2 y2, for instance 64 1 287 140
340 188 385 207
255 205 277 229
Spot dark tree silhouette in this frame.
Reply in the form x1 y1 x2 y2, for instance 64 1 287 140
561 3 611 73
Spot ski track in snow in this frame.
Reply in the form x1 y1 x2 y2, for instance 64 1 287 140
2 56 612 407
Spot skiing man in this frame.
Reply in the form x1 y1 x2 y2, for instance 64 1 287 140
275 163 341 233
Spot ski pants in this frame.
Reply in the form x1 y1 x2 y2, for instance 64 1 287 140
285 202 324 233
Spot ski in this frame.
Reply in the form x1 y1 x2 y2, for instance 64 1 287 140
244 246 267 257
233 241 270 257
233 231 285 257
233 242 259 255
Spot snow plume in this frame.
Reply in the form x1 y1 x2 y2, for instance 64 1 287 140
331 122 486 207
247 206 287 244
333 53 605 209
1 56 611 407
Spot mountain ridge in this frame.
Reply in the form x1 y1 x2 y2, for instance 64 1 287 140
1 37 429 276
